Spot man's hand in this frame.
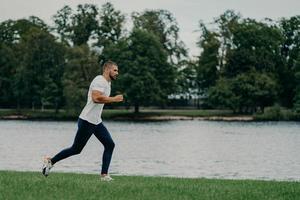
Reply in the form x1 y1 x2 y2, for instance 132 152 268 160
113 94 124 102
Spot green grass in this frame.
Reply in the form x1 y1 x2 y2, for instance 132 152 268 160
0 109 78 120
0 171 299 200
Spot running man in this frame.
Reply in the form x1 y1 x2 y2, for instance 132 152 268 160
42 61 123 181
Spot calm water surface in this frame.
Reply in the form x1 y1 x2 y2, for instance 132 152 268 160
0 120 299 180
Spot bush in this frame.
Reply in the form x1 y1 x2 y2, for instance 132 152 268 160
254 105 299 121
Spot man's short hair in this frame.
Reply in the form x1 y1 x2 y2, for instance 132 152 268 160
103 61 117 72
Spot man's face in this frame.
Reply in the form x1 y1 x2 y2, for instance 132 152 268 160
109 65 119 81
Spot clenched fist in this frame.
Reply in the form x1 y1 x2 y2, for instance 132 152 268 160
113 94 124 102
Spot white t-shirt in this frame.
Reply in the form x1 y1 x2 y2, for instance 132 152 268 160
79 75 111 125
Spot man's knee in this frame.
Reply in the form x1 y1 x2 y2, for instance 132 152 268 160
71 145 83 155
105 140 115 151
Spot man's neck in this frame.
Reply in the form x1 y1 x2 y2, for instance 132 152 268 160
102 73 111 82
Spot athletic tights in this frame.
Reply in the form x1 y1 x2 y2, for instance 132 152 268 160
51 118 115 174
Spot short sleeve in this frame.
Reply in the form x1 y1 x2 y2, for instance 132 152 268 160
91 77 106 93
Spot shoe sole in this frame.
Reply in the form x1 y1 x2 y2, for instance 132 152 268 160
42 167 48 177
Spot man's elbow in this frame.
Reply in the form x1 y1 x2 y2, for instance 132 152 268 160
92 95 106 104
92 96 101 103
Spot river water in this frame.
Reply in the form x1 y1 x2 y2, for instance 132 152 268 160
0 120 299 181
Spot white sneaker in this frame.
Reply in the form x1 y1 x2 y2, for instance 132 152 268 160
100 174 113 182
42 157 52 177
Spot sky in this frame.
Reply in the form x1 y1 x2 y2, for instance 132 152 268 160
1 0 300 57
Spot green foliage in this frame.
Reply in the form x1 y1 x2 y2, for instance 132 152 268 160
214 10 240 70
232 71 278 113
16 27 65 110
0 43 16 107
254 105 298 121
0 17 48 46
294 92 300 113
71 4 99 46
176 61 197 99
197 11 299 114
52 5 72 44
127 29 175 112
207 78 236 110
225 19 283 76
277 16 300 107
101 28 176 112
96 2 125 48
196 23 220 93
53 4 99 46
208 71 277 113
131 9 188 110
0 20 17 45
63 45 100 114
0 18 65 110
1 5 300 117
132 9 187 64
294 55 300 113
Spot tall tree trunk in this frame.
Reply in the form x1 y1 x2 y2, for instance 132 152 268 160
197 93 200 109
17 100 21 114
32 102 35 111
55 100 59 114
134 103 139 113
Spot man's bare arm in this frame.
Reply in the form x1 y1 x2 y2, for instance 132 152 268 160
92 90 123 104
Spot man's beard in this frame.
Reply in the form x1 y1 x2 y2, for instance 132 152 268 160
110 74 117 80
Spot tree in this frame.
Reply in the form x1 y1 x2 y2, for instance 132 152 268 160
132 9 190 108
279 16 300 107
0 43 16 107
96 2 125 48
294 55 300 113
196 23 220 94
53 4 99 46
126 29 176 112
101 29 176 113
0 16 48 45
224 18 283 77
16 26 65 110
175 61 197 103
207 78 236 111
215 10 240 70
231 71 277 113
200 13 283 112
52 5 73 44
0 20 18 45
0 17 63 109
63 45 100 114
71 4 99 46
132 9 187 65
208 70 277 113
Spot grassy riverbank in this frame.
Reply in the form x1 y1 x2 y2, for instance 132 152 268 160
0 108 299 121
0 171 299 200
0 109 236 121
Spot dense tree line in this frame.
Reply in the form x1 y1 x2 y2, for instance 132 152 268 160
196 11 300 113
0 3 299 114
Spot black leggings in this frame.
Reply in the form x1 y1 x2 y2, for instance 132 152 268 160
51 118 115 174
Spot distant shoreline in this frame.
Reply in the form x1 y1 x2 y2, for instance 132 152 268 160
0 108 299 122
0 114 256 122
110 115 254 122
